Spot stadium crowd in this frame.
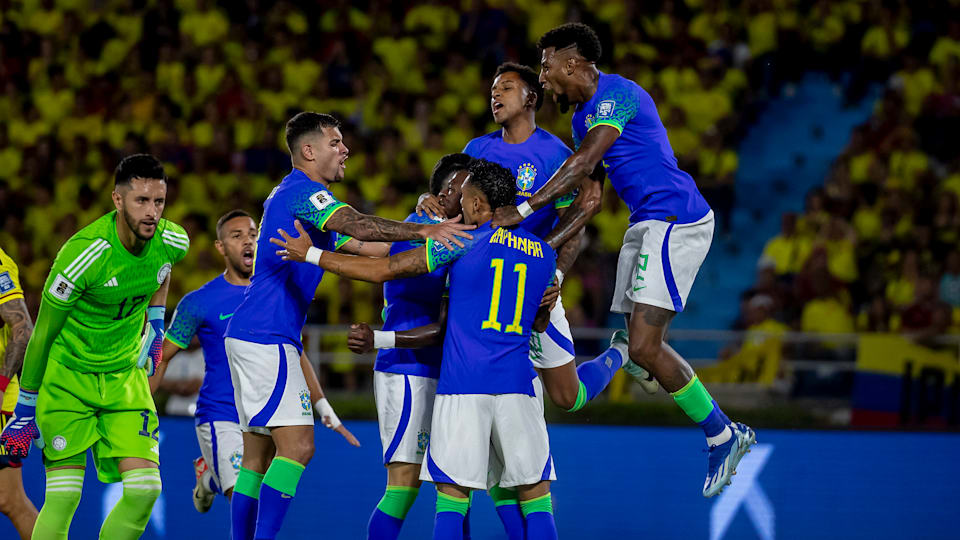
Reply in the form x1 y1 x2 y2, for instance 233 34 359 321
1 0 955 376
750 12 960 348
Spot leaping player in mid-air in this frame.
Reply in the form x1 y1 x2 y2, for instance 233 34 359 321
148 209 359 516
489 23 756 498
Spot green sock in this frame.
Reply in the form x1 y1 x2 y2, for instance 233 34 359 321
99 468 162 540
671 376 715 423
235 466 265 499
435 492 470 516
566 381 588 412
261 456 305 496
376 485 420 519
519 493 554 516
33 468 85 540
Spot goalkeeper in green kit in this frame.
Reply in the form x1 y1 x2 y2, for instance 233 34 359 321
0 154 189 539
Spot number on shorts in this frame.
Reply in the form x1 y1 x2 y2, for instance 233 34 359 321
138 409 159 442
481 258 528 335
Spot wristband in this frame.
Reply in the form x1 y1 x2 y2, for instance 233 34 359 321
17 389 38 407
373 330 396 349
314 397 342 429
517 201 534 218
146 305 165 322
0 375 9 392
555 269 564 286
306 246 324 266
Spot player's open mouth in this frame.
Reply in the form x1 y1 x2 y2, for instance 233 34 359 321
142 221 156 229
242 249 254 266
492 101 504 112
339 157 347 170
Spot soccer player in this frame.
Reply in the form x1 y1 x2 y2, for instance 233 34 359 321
0 247 39 538
363 153 473 540
490 23 756 497
148 209 359 514
0 154 188 537
223 112 474 540
272 159 561 540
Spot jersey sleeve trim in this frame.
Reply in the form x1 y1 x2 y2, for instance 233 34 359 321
165 334 190 349
0 291 24 306
554 194 576 209
587 120 624 135
334 233 352 251
318 202 348 232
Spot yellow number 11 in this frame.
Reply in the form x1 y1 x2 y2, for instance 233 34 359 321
481 258 527 334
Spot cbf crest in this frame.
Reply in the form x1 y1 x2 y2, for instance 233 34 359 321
516 162 537 192
299 389 311 414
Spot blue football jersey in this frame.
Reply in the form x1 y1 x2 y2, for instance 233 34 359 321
572 72 711 225
166 275 244 424
464 128 575 239
376 213 447 379
226 169 350 351
425 222 556 396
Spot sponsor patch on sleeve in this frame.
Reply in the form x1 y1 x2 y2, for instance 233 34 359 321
0 272 14 294
48 273 76 302
597 100 616 118
309 190 337 212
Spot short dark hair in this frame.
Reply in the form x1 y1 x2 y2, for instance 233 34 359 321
216 209 253 238
115 154 166 187
495 62 544 111
430 153 474 196
285 112 341 155
466 158 515 210
537 23 602 63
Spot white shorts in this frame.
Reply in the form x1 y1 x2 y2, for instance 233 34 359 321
374 371 438 465
195 420 244 493
529 296 575 370
225 338 314 435
419 390 555 490
611 211 714 314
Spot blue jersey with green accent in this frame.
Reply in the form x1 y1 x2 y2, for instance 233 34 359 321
464 128 575 239
572 72 711 224
426 222 556 395
167 275 243 424
376 213 447 379
226 169 348 351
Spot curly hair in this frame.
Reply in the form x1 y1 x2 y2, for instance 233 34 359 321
467 158 516 210
536 23 602 63
494 62 544 111
429 153 474 196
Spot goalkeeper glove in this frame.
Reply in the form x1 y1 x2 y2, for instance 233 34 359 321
0 390 44 459
138 305 165 376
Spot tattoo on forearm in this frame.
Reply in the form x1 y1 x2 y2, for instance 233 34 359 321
386 249 430 279
545 205 590 249
0 299 33 378
555 230 586 275
331 208 421 242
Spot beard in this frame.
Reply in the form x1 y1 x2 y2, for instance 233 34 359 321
557 94 571 114
121 206 155 241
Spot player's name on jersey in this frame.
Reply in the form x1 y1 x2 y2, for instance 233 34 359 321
489 228 545 258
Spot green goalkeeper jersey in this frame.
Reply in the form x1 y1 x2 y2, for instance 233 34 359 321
41 210 189 373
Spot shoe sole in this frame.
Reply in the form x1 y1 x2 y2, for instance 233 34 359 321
703 428 757 498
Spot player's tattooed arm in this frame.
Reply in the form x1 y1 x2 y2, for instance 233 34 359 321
544 165 604 250
492 125 617 228
324 206 473 249
338 238 392 258
0 298 34 383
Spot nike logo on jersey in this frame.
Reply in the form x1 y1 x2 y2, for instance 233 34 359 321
103 277 119 287
219 312 234 320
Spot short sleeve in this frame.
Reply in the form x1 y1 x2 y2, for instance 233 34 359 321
0 249 24 306
462 138 481 158
166 293 204 349
42 236 108 308
555 189 578 209
333 232 353 251
289 184 349 232
586 83 639 135
425 235 476 272
159 220 190 264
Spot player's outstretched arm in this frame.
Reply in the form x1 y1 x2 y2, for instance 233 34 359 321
299 352 360 447
271 221 431 283
324 205 473 250
348 301 448 354
492 126 617 228
543 164 604 249
337 238 392 258
0 297 33 404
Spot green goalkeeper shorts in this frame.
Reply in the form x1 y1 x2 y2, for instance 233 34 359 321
37 359 159 483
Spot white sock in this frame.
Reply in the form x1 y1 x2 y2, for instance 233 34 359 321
706 425 733 447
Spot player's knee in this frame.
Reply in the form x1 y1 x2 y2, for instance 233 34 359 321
124 472 162 513
0 485 18 516
628 339 660 369
282 438 314 465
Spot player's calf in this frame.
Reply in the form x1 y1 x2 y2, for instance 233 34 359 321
517 482 557 540
33 468 84 539
100 467 162 539
433 484 471 540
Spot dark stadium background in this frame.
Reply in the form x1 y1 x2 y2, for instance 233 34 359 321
2 0 959 538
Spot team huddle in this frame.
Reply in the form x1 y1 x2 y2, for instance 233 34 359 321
0 23 755 540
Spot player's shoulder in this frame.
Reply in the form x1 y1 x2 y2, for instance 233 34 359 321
405 212 440 225
55 213 114 265
464 131 499 155
534 128 573 155
157 218 190 256
0 246 17 273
